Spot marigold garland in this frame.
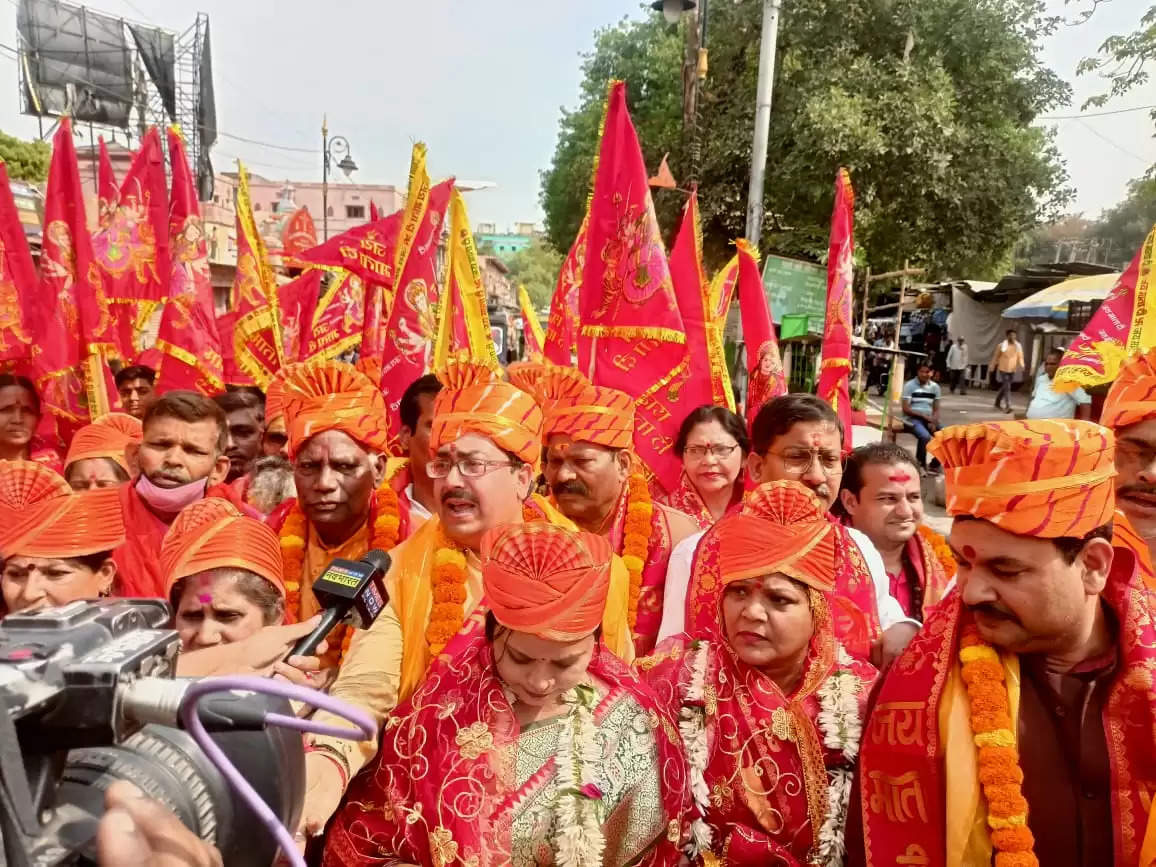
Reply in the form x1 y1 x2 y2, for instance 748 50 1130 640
427 535 469 656
917 524 957 581
621 472 654 630
279 466 403 665
958 624 1039 867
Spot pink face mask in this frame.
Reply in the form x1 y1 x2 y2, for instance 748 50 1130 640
135 473 208 514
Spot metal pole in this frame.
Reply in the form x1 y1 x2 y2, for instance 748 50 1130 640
744 0 782 246
321 115 329 242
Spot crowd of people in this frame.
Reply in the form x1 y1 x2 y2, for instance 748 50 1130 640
2 344 1156 867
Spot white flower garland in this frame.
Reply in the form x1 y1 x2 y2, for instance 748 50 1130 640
679 641 713 856
554 684 604 867
813 645 864 867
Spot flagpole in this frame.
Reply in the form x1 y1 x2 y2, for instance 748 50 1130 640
744 0 782 247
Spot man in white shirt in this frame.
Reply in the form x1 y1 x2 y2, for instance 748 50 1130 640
945 336 969 394
658 394 919 667
1026 347 1092 420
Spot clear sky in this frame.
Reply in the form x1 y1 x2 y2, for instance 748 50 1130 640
0 0 1152 233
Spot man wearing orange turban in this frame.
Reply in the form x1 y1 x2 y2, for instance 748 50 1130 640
849 419 1156 867
299 360 636 843
508 362 699 655
0 460 124 613
1101 345 1156 588
62 413 140 491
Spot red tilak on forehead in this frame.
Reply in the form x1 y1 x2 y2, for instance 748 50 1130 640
197 593 213 605
962 545 976 561
888 472 912 484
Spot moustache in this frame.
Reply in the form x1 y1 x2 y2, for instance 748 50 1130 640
1118 484 1156 499
551 480 590 498
441 487 480 506
966 602 1019 624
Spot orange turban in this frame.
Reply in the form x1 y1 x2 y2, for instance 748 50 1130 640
508 363 634 450
64 413 141 472
431 360 542 464
159 498 284 596
1102 346 1156 431
0 461 125 558
264 369 288 427
279 360 391 459
481 523 612 640
928 419 1115 539
715 481 836 591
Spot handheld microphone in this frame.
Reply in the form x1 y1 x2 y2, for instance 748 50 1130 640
286 549 391 659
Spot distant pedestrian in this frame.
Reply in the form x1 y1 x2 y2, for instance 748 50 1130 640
990 329 1023 413
902 362 941 472
1026 347 1092 420
946 336 969 394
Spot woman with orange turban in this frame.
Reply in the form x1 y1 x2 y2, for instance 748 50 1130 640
640 481 877 866
0 461 124 614
324 523 693 867
160 498 288 651
62 412 141 491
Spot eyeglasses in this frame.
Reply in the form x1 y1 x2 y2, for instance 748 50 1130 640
768 446 844 476
426 457 516 479
683 443 741 460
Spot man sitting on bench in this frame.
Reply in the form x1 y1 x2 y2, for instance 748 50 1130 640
901 361 941 473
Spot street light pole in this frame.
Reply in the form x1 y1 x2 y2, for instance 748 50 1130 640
745 0 782 247
321 115 329 242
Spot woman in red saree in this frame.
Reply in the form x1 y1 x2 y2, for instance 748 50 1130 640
324 523 692 866
663 406 749 530
639 481 877 866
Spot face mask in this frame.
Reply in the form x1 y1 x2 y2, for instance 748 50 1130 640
135 473 207 514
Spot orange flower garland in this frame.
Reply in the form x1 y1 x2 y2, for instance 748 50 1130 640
958 623 1039 867
426 530 468 656
279 468 403 665
917 524 957 581
621 472 653 630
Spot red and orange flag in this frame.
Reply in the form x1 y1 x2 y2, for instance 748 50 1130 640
96 136 118 230
737 239 786 427
229 162 283 388
93 126 170 360
298 268 363 363
379 177 452 446
281 206 317 268
543 215 585 366
816 168 855 448
1055 222 1156 392
0 163 35 363
433 187 498 371
519 285 546 360
578 80 692 493
670 190 735 410
369 200 380 222
154 126 224 395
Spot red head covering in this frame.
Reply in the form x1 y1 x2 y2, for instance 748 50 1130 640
508 362 634 450
431 360 542 464
481 522 612 641
279 359 391 459
0 461 125 558
64 412 141 472
929 419 1115 539
159 498 284 596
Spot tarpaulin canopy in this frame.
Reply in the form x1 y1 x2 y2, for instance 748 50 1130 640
1003 272 1122 321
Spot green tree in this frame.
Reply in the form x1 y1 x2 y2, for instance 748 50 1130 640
506 237 564 309
1075 3 1156 112
541 0 1072 279
0 129 50 182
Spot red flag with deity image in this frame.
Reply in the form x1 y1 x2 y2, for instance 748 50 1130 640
0 163 36 364
543 215 585 366
737 239 786 427
298 268 364 363
97 136 118 230
281 206 317 268
229 162 283 388
578 80 694 494
816 168 855 449
154 126 224 395
92 126 169 360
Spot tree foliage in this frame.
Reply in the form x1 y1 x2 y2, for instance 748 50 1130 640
0 129 50 183
541 0 1073 279
505 237 564 310
1074 3 1156 112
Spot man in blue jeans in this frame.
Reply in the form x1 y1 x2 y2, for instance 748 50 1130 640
901 363 941 472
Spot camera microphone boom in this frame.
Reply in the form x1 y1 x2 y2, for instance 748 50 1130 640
287 549 391 659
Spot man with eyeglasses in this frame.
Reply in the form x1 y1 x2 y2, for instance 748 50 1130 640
658 394 918 666
296 360 636 844
509 363 700 655
1100 346 1156 589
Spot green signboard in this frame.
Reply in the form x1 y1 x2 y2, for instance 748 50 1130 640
762 254 827 332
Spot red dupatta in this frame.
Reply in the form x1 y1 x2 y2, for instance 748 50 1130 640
324 610 693 866
661 470 742 532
